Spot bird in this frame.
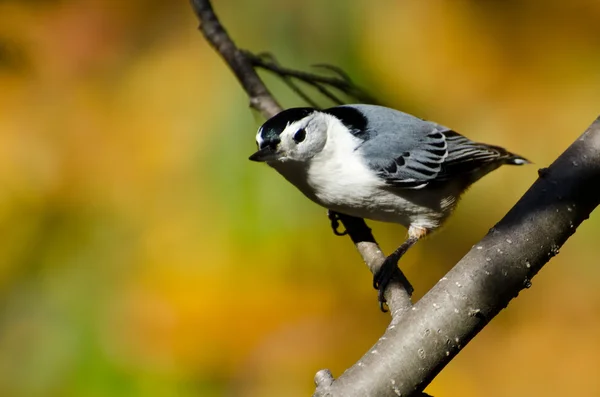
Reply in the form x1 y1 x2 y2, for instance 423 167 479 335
249 104 529 310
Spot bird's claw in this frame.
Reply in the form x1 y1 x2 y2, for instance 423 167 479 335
327 210 348 236
373 255 398 312
373 253 414 312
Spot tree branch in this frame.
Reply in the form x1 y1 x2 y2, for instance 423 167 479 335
244 51 380 106
189 0 281 117
315 119 600 396
189 0 413 315
190 1 600 396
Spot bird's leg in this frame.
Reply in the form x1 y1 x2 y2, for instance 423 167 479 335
373 237 418 311
327 210 348 236
373 225 427 312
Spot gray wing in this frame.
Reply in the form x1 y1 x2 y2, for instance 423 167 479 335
336 105 451 189
333 105 523 189
439 130 528 176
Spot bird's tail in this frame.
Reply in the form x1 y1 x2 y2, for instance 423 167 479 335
504 152 531 165
485 143 531 166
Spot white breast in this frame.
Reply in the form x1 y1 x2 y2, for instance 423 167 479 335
269 120 458 230
307 135 388 211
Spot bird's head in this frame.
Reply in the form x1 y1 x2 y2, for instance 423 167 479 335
249 108 329 163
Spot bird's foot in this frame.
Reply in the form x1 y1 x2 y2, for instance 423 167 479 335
373 253 399 312
327 210 348 236
373 253 414 312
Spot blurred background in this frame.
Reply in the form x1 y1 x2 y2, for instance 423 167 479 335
1 0 600 396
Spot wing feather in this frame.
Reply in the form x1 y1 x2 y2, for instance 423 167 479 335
436 130 517 181
365 127 450 189
330 105 520 190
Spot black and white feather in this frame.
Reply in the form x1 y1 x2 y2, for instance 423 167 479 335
250 103 529 232
249 104 530 308
324 105 528 190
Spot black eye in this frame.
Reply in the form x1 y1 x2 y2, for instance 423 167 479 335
293 128 306 143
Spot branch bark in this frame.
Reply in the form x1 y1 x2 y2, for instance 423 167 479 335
189 1 600 396
314 118 600 396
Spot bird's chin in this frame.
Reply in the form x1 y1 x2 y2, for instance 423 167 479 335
265 158 287 168
267 156 302 169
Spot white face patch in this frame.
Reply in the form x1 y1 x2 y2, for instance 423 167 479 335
277 118 321 161
280 120 302 140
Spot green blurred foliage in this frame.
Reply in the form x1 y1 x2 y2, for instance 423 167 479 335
0 0 599 396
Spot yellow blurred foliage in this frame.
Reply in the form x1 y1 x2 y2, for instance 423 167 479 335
0 1 599 396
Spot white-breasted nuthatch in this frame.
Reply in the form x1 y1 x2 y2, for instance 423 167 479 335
249 104 529 309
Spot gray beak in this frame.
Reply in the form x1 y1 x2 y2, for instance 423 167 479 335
249 146 279 162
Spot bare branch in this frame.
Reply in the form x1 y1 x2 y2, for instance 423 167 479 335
189 0 413 314
190 1 600 396
251 53 323 108
245 51 380 106
315 118 600 396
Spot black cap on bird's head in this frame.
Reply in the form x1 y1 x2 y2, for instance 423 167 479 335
249 108 316 162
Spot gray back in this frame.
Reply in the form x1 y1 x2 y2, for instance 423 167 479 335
339 105 451 188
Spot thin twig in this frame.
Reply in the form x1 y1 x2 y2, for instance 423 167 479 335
312 63 355 84
245 50 380 105
256 53 322 108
